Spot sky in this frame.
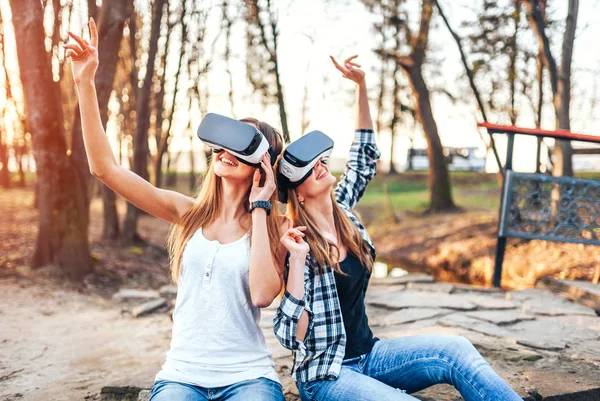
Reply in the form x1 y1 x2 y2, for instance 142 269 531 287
1 0 599 174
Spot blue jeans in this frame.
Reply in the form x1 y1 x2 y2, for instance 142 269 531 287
297 335 522 401
149 377 285 401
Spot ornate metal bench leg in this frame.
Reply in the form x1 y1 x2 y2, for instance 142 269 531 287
493 236 506 288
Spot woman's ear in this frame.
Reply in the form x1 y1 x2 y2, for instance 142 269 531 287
297 194 304 203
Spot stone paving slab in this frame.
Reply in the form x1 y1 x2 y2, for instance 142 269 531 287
381 308 451 326
521 296 598 316
369 273 434 286
439 313 514 338
515 338 567 352
537 277 600 313
451 283 504 294
459 294 520 310
406 281 455 293
369 290 478 311
510 316 600 357
158 285 178 300
130 299 168 318
466 309 536 325
506 288 557 301
560 280 600 296
112 289 161 302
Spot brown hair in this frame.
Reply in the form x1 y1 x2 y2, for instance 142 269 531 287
284 188 373 274
166 117 284 283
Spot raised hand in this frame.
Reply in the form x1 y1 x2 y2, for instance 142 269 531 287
249 152 277 203
330 55 365 85
64 18 99 85
280 226 310 256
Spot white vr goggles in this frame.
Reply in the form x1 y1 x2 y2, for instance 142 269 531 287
277 130 334 201
197 113 272 167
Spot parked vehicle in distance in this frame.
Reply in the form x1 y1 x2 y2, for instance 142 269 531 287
407 147 486 172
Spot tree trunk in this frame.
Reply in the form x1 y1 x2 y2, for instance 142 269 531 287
508 0 519 125
150 9 173 188
535 51 544 173
407 141 415 171
70 0 132 239
10 0 91 278
189 141 196 192
0 127 9 188
87 0 98 21
121 0 166 243
405 65 454 210
525 0 578 177
16 142 26 187
185 97 196 192
397 0 454 211
99 0 133 238
155 1 187 189
247 0 290 142
389 132 398 174
0 11 10 188
274 61 290 143
102 185 120 239
270 21 289 142
552 0 578 177
389 68 400 175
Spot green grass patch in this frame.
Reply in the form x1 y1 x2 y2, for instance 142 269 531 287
576 172 600 180
359 172 500 213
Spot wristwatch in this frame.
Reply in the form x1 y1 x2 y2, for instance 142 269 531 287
249 200 272 216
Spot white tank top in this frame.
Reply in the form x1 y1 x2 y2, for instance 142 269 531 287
155 227 279 388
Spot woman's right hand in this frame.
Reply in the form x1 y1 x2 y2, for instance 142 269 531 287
64 18 99 85
330 55 365 85
281 226 310 256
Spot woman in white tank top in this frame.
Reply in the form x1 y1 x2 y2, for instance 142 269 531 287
66 20 288 401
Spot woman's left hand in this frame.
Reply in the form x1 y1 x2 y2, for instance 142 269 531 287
330 55 365 85
249 152 276 203
280 226 310 256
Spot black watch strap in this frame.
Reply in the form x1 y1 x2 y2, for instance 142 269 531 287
249 200 272 216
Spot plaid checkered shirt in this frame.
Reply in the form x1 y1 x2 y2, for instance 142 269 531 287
273 129 381 383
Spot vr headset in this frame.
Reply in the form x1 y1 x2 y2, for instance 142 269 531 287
277 130 334 202
197 113 273 167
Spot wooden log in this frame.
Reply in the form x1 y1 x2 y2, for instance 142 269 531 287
536 276 600 314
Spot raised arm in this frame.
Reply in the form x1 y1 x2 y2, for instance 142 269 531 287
248 153 286 307
330 56 381 210
65 19 193 224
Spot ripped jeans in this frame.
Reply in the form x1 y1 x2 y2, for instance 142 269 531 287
296 335 522 401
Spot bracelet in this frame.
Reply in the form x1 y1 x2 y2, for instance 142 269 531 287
249 200 272 216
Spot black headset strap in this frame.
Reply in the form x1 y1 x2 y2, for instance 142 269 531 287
276 166 314 203
267 146 277 166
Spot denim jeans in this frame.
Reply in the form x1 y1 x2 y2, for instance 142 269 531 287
149 377 285 401
297 335 522 401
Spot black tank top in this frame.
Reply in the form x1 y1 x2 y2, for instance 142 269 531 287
334 253 378 360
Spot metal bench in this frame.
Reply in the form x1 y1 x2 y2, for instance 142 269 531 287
477 123 600 287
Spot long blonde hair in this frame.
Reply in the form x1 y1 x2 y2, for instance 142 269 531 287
167 118 284 283
285 189 373 274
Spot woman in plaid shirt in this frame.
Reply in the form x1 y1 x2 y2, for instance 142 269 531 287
273 55 522 401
